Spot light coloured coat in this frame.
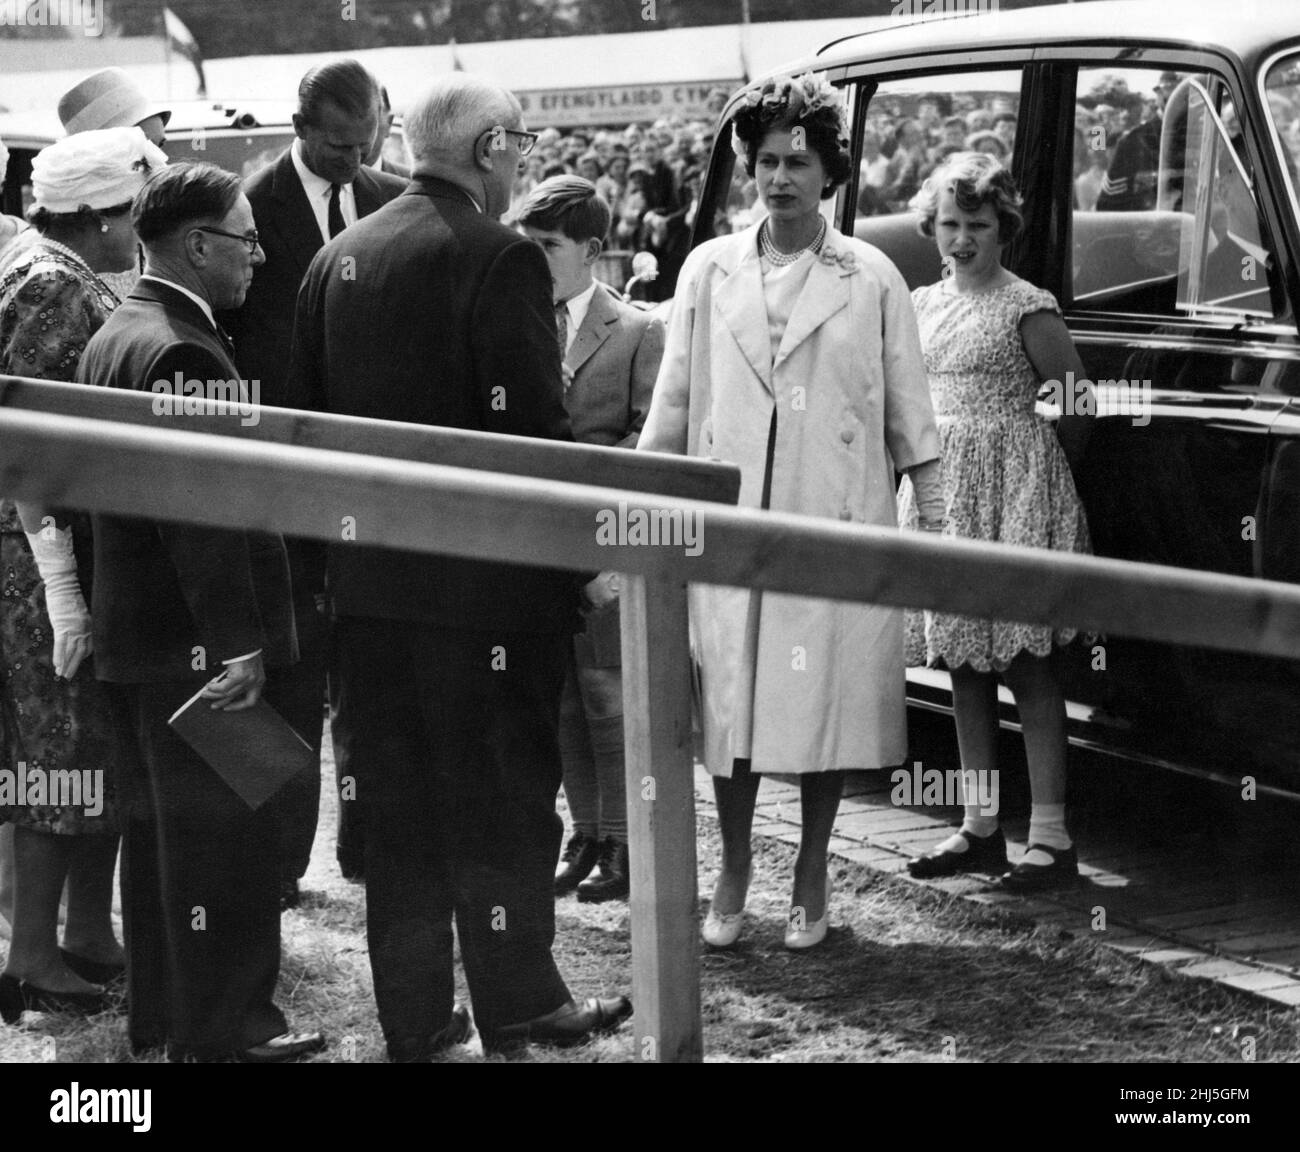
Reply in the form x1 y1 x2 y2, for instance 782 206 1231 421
638 221 939 776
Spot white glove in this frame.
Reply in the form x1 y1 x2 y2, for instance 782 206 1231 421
24 524 92 680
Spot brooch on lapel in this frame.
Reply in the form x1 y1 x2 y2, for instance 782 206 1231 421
817 246 858 273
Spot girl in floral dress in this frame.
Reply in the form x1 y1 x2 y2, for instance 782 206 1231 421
898 153 1092 891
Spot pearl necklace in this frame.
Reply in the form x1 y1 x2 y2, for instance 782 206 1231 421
760 216 827 266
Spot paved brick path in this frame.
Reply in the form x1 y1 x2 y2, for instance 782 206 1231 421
693 763 1300 1010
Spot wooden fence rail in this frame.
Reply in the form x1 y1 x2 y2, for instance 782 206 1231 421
5 388 1300 1061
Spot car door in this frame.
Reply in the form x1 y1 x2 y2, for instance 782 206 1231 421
1036 48 1300 797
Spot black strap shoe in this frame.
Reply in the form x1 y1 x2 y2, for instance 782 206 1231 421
1000 843 1079 892
906 827 1008 879
554 831 601 896
577 837 630 903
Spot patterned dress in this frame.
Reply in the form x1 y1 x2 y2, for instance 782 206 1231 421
0 242 122 834
897 276 1091 672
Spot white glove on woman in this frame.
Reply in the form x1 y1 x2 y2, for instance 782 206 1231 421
24 523 92 680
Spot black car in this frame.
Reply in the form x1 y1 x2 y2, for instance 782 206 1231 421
693 0 1300 800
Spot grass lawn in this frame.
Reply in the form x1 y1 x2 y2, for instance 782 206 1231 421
2 755 1297 1063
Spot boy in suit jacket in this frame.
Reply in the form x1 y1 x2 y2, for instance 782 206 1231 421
515 176 665 903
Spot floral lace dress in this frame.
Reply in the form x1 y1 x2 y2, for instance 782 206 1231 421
0 243 122 834
897 277 1091 672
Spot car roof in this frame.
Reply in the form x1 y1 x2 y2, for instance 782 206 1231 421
803 0 1300 76
0 99 295 150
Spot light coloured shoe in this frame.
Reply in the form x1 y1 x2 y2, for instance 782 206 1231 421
702 863 752 949
784 876 833 951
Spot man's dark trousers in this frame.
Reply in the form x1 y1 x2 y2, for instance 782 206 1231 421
332 617 573 1055
111 681 286 1059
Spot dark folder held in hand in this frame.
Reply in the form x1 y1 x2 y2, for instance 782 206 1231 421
168 688 314 810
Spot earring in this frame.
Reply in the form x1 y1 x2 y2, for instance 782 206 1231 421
100 223 109 233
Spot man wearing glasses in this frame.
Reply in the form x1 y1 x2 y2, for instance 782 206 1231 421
78 162 324 1062
290 73 631 1060
224 59 407 907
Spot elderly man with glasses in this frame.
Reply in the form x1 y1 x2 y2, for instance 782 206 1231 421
289 72 632 1061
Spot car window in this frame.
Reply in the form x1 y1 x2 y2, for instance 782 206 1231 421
852 68 1024 289
1072 65 1279 320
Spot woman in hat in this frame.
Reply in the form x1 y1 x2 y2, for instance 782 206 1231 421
638 74 942 951
0 126 166 1023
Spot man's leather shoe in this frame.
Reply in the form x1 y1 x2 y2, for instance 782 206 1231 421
907 828 1008 879
577 837 629 903
1000 843 1079 892
491 996 632 1050
279 879 301 911
387 1004 473 1062
237 1030 327 1063
554 832 600 896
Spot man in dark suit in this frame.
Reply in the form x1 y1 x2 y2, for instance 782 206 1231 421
225 60 406 903
290 73 632 1061
514 175 664 904
79 161 324 1063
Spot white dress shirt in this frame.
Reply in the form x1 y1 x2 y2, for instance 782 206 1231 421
291 138 358 243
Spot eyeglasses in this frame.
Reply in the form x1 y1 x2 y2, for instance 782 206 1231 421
495 128 539 157
192 226 261 253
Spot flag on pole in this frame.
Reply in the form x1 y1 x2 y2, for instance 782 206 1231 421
163 7 207 98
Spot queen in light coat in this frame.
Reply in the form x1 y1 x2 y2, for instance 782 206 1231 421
637 71 943 952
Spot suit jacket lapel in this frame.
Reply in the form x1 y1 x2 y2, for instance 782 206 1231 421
353 168 390 218
270 151 326 279
566 286 616 374
713 225 772 392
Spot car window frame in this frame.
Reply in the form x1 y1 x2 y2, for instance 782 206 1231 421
1038 45 1298 337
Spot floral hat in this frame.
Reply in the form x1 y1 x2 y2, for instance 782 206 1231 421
731 72 848 159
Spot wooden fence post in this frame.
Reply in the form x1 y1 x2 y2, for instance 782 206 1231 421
620 572 701 1063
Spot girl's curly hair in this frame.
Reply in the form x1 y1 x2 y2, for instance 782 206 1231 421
910 151 1024 243
731 73 852 198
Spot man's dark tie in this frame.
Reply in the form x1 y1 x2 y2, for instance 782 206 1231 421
327 183 345 239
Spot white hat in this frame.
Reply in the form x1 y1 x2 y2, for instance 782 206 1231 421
58 68 171 136
32 126 168 214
